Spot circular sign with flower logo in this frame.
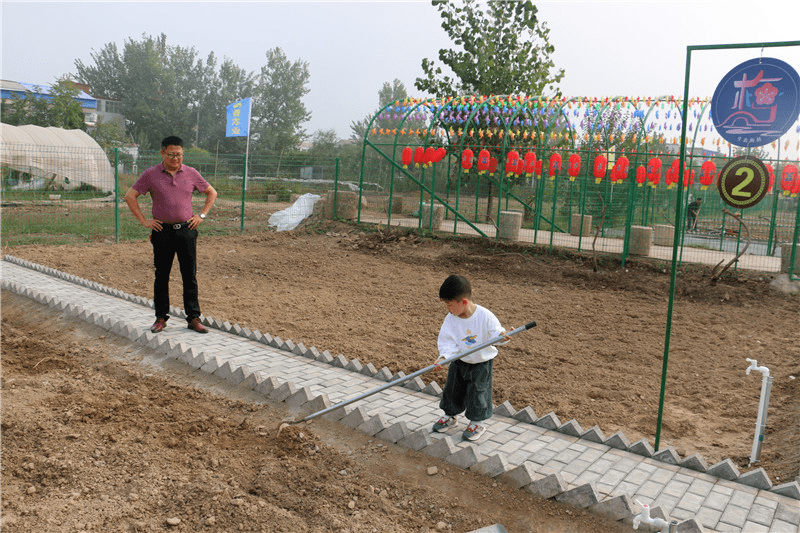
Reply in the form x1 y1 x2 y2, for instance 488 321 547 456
711 57 800 148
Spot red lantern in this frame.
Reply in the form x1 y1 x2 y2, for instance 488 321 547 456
523 152 537 177
782 164 799 196
567 154 581 182
506 150 520 177
765 163 775 192
611 156 629 183
461 148 474 173
488 157 498 175
414 146 424 168
699 160 716 190
424 147 435 167
401 147 412 169
593 154 607 183
548 153 562 180
683 168 694 189
636 165 646 187
434 147 446 163
514 158 525 176
477 149 490 174
666 159 681 189
535 159 543 177
646 157 662 187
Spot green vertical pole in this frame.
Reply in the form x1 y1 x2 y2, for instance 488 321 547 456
240 154 247 233
789 193 800 281
333 158 340 219
114 148 120 244
656 46 692 452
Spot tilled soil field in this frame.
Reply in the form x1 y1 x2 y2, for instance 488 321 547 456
2 218 799 530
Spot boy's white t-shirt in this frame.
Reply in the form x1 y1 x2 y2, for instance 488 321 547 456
437 304 504 364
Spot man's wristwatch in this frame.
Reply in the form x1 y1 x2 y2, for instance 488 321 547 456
199 213 206 219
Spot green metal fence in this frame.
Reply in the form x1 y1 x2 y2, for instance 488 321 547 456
1 147 350 246
356 94 800 277
2 143 798 278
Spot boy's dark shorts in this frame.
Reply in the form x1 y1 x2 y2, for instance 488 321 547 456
439 359 493 423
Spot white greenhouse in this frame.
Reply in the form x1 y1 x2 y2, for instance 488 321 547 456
0 124 114 192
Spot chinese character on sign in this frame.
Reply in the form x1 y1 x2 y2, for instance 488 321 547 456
712 57 800 148
226 98 251 138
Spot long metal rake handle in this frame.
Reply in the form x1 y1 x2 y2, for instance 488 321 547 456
295 320 537 424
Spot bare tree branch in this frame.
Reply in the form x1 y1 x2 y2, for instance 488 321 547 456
711 209 750 285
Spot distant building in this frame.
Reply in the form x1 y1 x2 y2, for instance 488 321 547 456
1 79 98 127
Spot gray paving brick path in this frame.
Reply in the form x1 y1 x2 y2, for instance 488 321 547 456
3 259 799 533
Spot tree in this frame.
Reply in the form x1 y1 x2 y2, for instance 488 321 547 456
350 79 415 141
75 34 219 149
250 48 311 155
415 0 564 98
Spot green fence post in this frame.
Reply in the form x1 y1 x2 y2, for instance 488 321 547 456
240 153 247 234
114 148 120 244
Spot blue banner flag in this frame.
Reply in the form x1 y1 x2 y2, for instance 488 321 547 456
225 98 251 137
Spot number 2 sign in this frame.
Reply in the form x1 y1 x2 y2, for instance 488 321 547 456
717 156 770 209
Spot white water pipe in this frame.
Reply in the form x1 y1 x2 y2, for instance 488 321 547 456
746 358 773 466
633 501 677 532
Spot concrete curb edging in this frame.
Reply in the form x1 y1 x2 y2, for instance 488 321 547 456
3 255 800 521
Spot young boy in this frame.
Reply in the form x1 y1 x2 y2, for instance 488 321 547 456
432 274 506 441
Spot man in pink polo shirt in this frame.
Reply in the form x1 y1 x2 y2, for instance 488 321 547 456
124 136 217 334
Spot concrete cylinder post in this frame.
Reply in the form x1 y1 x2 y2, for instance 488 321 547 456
570 214 592 236
629 225 653 256
653 224 674 247
498 210 524 241
780 244 800 274
420 203 444 230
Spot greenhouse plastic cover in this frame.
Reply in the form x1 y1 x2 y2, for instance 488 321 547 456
268 193 321 231
0 124 114 192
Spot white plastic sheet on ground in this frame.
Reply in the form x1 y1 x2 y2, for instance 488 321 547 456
268 193 321 231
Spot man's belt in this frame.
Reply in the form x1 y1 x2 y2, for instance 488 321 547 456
166 221 191 230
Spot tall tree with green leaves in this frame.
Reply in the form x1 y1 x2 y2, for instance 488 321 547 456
415 0 564 98
251 47 311 155
416 0 564 219
75 34 219 149
350 79 414 141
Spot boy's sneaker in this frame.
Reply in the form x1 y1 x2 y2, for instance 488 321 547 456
462 422 487 441
432 415 457 432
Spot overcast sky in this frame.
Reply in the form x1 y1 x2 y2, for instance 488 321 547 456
2 1 799 140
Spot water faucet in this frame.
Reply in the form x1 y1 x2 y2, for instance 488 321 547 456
746 358 770 377
633 501 671 532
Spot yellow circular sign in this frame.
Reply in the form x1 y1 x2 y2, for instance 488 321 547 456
717 156 769 209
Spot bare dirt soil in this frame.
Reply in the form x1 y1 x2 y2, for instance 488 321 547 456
1 292 632 533
3 218 799 530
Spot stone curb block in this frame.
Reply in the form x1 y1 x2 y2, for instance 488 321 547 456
423 436 458 459
376 421 410 444
358 414 391 437
340 406 370 428
679 454 708 473
738 468 772 490
555 483 600 508
269 382 298 402
653 446 681 465
589 494 635 521
513 406 538 424
200 355 225 374
397 430 434 451
535 412 560 430
304 394 333 416
498 463 538 490
285 387 316 408
706 458 739 481
628 439 655 458
445 446 483 469
524 472 568 499
494 401 516 418
254 376 282 396
471 454 510 478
